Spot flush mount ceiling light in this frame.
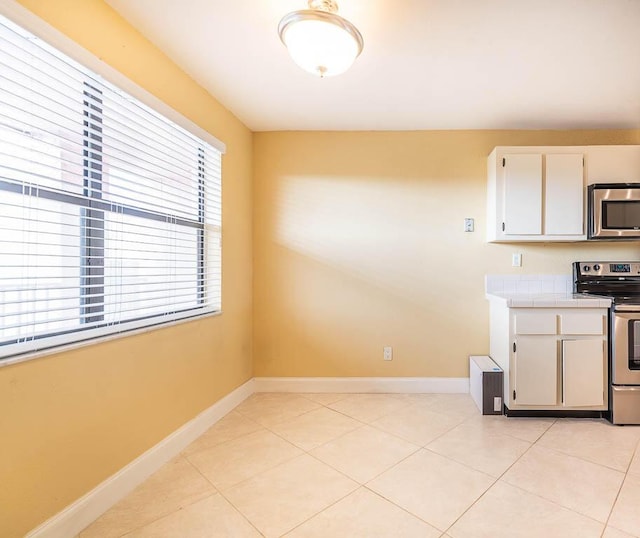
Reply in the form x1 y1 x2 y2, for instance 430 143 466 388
278 0 364 77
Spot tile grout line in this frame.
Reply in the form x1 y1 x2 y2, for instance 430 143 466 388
359 482 445 535
356 428 515 534
183 447 268 537
262 393 556 536
225 394 362 536
79 395 494 538
275 485 360 537
493 472 609 528
264 394 364 537
439 418 557 536
258 393 427 536
78 453 218 538
535 417 640 536
439 417 640 536
414 411 546 479
284 404 441 536
262 393 427 452
88 393 640 537
302 395 485 534
180 393 320 537
599 435 640 538
118 491 220 538
186 393 380 537
208 488 267 537
180 414 266 459
531 417 640 474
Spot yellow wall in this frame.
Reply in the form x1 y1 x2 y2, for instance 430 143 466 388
253 130 640 378
0 1 253 536
3 3 640 537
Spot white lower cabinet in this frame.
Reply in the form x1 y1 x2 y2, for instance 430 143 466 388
562 339 605 407
513 336 558 406
489 303 607 412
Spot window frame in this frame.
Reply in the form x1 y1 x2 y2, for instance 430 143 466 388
0 2 226 366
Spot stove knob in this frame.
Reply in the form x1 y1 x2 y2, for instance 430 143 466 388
583 265 591 272
593 264 601 271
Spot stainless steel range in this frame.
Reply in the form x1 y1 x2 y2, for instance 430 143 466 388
574 262 640 425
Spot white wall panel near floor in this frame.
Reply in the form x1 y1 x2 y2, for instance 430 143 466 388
253 377 470 394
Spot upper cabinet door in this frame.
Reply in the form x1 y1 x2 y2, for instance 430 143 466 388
545 154 584 235
503 154 542 235
586 146 640 184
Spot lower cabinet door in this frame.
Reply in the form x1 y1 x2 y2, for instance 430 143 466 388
562 339 604 407
514 336 558 405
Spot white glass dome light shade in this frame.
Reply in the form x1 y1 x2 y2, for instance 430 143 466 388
278 9 364 77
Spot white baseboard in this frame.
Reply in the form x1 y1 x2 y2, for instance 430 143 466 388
26 378 255 538
26 375 470 537
253 376 470 394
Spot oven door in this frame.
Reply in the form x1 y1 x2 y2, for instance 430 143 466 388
589 184 640 239
612 309 640 384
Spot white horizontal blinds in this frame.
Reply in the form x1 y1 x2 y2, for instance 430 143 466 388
0 15 222 359
1 18 87 195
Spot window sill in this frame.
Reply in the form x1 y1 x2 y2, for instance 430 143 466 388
0 310 222 369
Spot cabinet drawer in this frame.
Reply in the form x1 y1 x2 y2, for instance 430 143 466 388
514 313 557 334
559 313 605 335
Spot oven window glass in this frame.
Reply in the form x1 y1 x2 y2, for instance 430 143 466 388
603 201 640 229
629 321 640 370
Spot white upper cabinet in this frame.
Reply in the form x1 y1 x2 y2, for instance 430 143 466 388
487 145 640 242
487 147 585 242
545 154 584 235
504 154 542 235
586 146 640 184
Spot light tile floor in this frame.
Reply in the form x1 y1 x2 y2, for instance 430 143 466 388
80 393 640 538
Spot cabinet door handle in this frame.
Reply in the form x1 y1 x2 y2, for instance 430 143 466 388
513 342 516 352
502 222 506 232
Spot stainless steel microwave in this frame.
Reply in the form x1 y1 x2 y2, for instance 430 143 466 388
588 183 640 240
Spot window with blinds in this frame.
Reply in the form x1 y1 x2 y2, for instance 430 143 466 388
0 15 222 360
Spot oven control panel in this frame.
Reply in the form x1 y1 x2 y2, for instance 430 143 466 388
578 262 640 276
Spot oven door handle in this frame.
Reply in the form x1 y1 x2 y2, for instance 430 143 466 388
613 305 640 313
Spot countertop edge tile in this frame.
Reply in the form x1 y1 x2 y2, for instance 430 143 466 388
486 292 612 309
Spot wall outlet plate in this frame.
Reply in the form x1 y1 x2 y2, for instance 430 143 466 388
383 346 393 361
464 218 474 232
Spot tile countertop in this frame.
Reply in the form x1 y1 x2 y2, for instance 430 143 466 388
485 291 612 308
485 274 611 308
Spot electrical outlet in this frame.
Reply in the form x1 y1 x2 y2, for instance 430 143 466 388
383 346 393 361
464 218 474 232
512 253 522 267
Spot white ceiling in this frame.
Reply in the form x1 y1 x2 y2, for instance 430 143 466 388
104 0 640 132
